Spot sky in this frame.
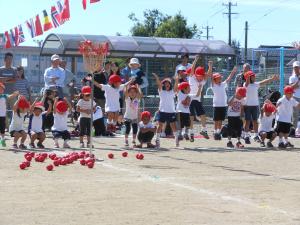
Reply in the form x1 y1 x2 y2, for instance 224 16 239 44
0 0 300 48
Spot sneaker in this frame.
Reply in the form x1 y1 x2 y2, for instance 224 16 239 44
178 134 183 141
214 133 221 141
11 144 18 150
124 140 129 147
190 134 194 142
254 136 260 143
227 141 234 148
63 143 71 148
267 142 274 148
200 130 210 139
54 143 60 148
286 142 294 148
245 137 251 144
183 133 190 141
37 143 45 149
19 144 27 150
236 142 244 148
260 142 266 147
278 142 286 149
0 139 6 147
155 139 160 149
80 142 85 148
147 143 156 148
29 143 36 149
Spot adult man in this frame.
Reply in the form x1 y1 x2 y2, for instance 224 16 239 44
234 63 251 87
289 61 300 128
60 59 75 100
0 52 17 94
175 53 192 76
44 54 65 98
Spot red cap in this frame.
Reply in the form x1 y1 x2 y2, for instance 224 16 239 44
236 87 247 98
244 71 256 80
56 100 68 113
18 98 30 109
184 67 192 75
34 101 45 111
284 85 295 94
81 86 92 95
212 73 222 80
109 74 122 84
263 103 276 113
0 82 5 89
178 82 190 91
195 67 205 77
141 111 151 120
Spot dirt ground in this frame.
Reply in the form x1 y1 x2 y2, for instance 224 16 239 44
0 132 300 225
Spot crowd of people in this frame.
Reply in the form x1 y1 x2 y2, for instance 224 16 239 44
0 51 300 150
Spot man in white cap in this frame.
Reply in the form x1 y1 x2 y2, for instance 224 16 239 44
44 54 65 98
175 53 192 76
289 61 300 127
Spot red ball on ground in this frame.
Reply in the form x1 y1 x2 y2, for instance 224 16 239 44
42 153 48 158
80 159 86 166
46 164 54 171
108 153 114 159
53 160 60 167
138 154 144 160
25 156 32 162
25 161 31 167
30 152 35 158
87 162 94 168
135 153 140 160
19 162 26 170
122 152 128 157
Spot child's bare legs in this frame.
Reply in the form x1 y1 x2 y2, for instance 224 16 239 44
37 133 46 144
214 121 222 131
20 131 27 144
86 136 91 144
260 132 267 143
13 132 21 144
252 120 259 137
200 115 207 131
170 121 179 146
30 133 38 144
80 136 84 143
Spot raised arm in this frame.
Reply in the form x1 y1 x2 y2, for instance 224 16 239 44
94 80 103 89
152 73 162 91
173 75 179 93
195 83 203 97
225 66 237 83
259 74 279 86
46 101 53 115
29 98 39 114
136 85 143 99
8 91 19 100
191 55 200 76
205 60 213 80
53 97 59 114
64 97 72 113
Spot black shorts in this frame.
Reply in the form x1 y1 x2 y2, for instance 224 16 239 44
10 130 25 137
213 107 227 121
227 116 243 138
177 113 191 128
244 106 259 121
189 100 205 117
79 117 91 136
0 117 5 134
159 112 176 123
259 131 276 139
276 121 291 134
52 130 71 140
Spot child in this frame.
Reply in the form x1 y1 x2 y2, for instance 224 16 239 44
176 82 202 142
189 56 213 140
137 111 156 148
123 84 142 147
243 71 279 144
211 66 237 140
258 102 277 148
28 101 52 149
52 97 71 148
152 73 179 147
128 58 148 89
9 96 30 149
0 83 19 147
76 86 96 148
226 87 246 148
276 86 300 148
42 89 55 131
93 105 106 136
94 74 133 133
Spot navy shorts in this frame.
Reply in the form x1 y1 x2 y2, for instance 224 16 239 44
259 131 276 139
159 112 177 123
213 107 227 121
189 100 205 117
244 106 259 121
177 112 191 128
275 121 291 134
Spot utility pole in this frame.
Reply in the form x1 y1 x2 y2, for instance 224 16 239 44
201 25 213 40
244 21 248 62
223 1 238 46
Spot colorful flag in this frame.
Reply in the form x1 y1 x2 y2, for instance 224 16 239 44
90 0 101 3
57 0 64 13
26 18 36 38
10 29 16 46
43 10 53 31
51 5 61 27
18 25 25 44
4 31 12 49
82 0 87 10
35 15 43 36
60 0 70 23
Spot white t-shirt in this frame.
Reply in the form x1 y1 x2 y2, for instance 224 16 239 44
52 113 68 131
93 106 103 121
77 99 96 118
227 97 245 117
176 91 192 113
244 82 260 106
276 96 299 123
0 94 8 117
158 90 176 113
189 76 206 101
139 121 155 129
29 113 47 133
258 114 275 132
175 63 192 74
212 82 228 107
9 112 26 132
102 84 124 112
289 75 300 98
124 97 140 120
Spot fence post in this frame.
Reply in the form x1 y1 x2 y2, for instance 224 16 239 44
280 47 285 95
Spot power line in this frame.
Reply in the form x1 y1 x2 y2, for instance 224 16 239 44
223 1 238 46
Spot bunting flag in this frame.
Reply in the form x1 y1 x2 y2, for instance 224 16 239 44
82 0 87 10
43 10 53 31
90 0 101 3
57 0 64 13
60 0 70 24
18 25 26 44
10 29 17 46
26 18 36 38
4 31 12 49
35 15 43 36
51 5 61 27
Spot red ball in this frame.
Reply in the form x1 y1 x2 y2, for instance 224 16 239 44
122 152 128 157
80 159 86 166
25 161 31 167
60 159 67 166
80 151 86 155
39 156 46 163
30 152 35 158
35 156 40 162
85 153 90 158
79 154 85 159
42 153 48 158
138 154 144 160
46 164 54 171
108 153 114 159
87 162 94 169
19 162 26 170
135 154 140 160
25 156 32 162
49 153 57 160
53 160 60 167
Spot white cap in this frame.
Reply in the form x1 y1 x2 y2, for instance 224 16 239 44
293 61 300 68
129 58 140 66
177 65 186 72
51 54 60 61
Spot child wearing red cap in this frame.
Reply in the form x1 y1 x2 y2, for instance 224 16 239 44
0 82 19 147
123 84 142 147
9 96 30 149
137 111 156 148
275 86 300 148
258 102 277 148
226 87 247 148
188 56 213 141
211 66 237 140
76 86 96 148
52 97 71 148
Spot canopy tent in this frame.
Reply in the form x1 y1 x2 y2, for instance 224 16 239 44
40 33 235 58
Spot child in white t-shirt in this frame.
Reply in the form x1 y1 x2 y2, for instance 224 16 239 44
123 84 142 147
258 102 277 148
276 86 300 148
52 97 71 148
152 73 179 148
211 66 237 140
137 111 156 148
93 106 106 136
243 71 279 144
94 74 133 133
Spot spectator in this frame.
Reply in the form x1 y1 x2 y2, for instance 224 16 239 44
289 61 300 128
44 54 65 98
175 53 192 76
120 58 131 81
0 52 17 94
128 58 148 90
15 66 31 102
60 59 75 100
235 63 251 87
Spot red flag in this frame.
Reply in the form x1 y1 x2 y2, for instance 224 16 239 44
4 31 12 49
35 15 43 36
82 0 87 10
61 0 70 23
43 10 53 31
90 0 100 3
